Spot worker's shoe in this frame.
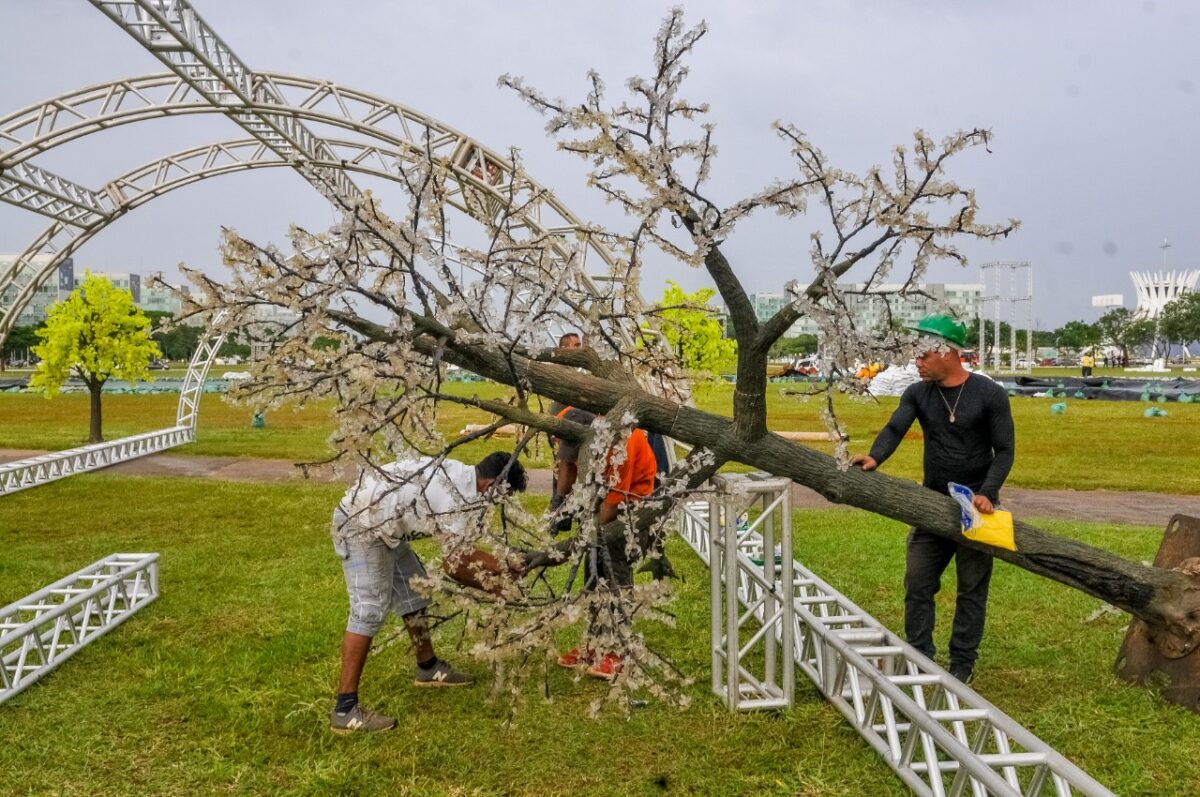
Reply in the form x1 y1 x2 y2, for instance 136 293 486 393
948 664 974 685
586 652 623 680
557 647 596 668
329 705 397 735
414 659 474 687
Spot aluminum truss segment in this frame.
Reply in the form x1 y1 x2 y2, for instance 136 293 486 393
176 313 226 428
1 553 159 705
0 161 113 226
677 483 1113 797
708 474 796 711
0 427 193 497
0 74 207 164
86 0 361 203
0 222 83 318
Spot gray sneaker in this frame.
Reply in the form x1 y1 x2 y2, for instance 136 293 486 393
329 704 397 735
414 659 474 687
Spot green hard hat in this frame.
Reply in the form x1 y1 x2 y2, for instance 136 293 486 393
908 314 968 348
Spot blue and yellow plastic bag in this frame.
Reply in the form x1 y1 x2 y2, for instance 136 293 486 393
948 482 1017 552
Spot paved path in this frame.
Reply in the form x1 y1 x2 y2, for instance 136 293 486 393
2 447 1197 527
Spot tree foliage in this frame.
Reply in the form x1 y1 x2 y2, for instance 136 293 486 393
1096 307 1155 366
768 334 818 358
1052 319 1100 350
655 280 735 376
146 310 201 361
1159 292 1200 357
30 274 160 442
0 324 41 368
174 12 1198 702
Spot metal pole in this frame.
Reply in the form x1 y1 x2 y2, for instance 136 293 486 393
762 492 776 690
780 481 795 706
724 493 740 709
709 494 723 699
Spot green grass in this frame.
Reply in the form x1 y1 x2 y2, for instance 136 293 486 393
1 476 1196 795
3 380 1199 492
0 385 558 467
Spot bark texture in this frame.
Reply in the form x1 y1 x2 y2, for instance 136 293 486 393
88 380 104 444
369 316 1200 654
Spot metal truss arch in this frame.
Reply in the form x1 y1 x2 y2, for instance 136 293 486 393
1 73 642 352
1 134 633 348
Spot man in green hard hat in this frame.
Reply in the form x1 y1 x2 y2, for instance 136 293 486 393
852 313 1015 684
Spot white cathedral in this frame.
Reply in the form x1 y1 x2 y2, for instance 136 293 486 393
1130 269 1199 318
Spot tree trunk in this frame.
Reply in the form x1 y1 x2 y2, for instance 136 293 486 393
327 309 1200 656
88 380 104 444
432 334 1200 655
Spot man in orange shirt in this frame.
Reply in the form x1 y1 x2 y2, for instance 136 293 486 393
551 408 657 678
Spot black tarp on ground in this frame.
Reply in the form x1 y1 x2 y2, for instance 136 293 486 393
990 375 1200 402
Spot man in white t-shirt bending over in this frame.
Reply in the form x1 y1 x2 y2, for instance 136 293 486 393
329 451 527 734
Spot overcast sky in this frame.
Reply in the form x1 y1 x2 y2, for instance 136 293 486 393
2 0 1196 328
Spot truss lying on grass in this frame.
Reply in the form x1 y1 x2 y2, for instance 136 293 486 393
0 553 159 705
0 427 193 497
678 481 1114 797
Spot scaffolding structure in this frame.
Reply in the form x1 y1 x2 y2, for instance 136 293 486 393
1 554 159 705
979 262 1034 373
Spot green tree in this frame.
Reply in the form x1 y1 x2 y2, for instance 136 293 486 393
145 310 203 361
0 324 41 370
1052 320 1100 350
768 334 818 358
30 274 160 443
1159 292 1200 362
656 280 736 376
1031 329 1056 348
1096 307 1155 367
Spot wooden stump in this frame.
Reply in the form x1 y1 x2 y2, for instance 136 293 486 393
1115 513 1200 712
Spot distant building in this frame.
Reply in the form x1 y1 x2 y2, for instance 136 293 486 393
1130 270 1198 318
139 272 189 316
0 254 75 327
80 271 141 304
750 282 982 339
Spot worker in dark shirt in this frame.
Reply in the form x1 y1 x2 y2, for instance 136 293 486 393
852 314 1015 684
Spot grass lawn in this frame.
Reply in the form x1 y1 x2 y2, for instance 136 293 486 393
1 476 1197 795
4 380 1198 493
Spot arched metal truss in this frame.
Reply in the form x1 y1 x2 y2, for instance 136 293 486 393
0 72 640 344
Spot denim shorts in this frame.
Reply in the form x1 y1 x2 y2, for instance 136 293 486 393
332 508 430 637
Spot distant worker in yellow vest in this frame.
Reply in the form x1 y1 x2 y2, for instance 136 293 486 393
1080 352 1095 378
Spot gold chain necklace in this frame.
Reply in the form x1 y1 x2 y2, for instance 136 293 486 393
938 377 968 424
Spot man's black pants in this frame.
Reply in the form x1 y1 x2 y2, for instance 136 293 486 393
904 528 994 670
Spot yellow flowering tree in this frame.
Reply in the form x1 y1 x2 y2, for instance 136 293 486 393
655 281 736 377
30 273 160 443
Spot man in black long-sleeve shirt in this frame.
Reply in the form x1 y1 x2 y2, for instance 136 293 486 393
853 315 1015 684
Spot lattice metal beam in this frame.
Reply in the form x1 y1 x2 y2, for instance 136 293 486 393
709 473 796 711
0 161 113 226
176 313 226 428
0 427 193 497
2 137 413 339
85 0 361 204
677 484 1114 797
1 553 159 705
